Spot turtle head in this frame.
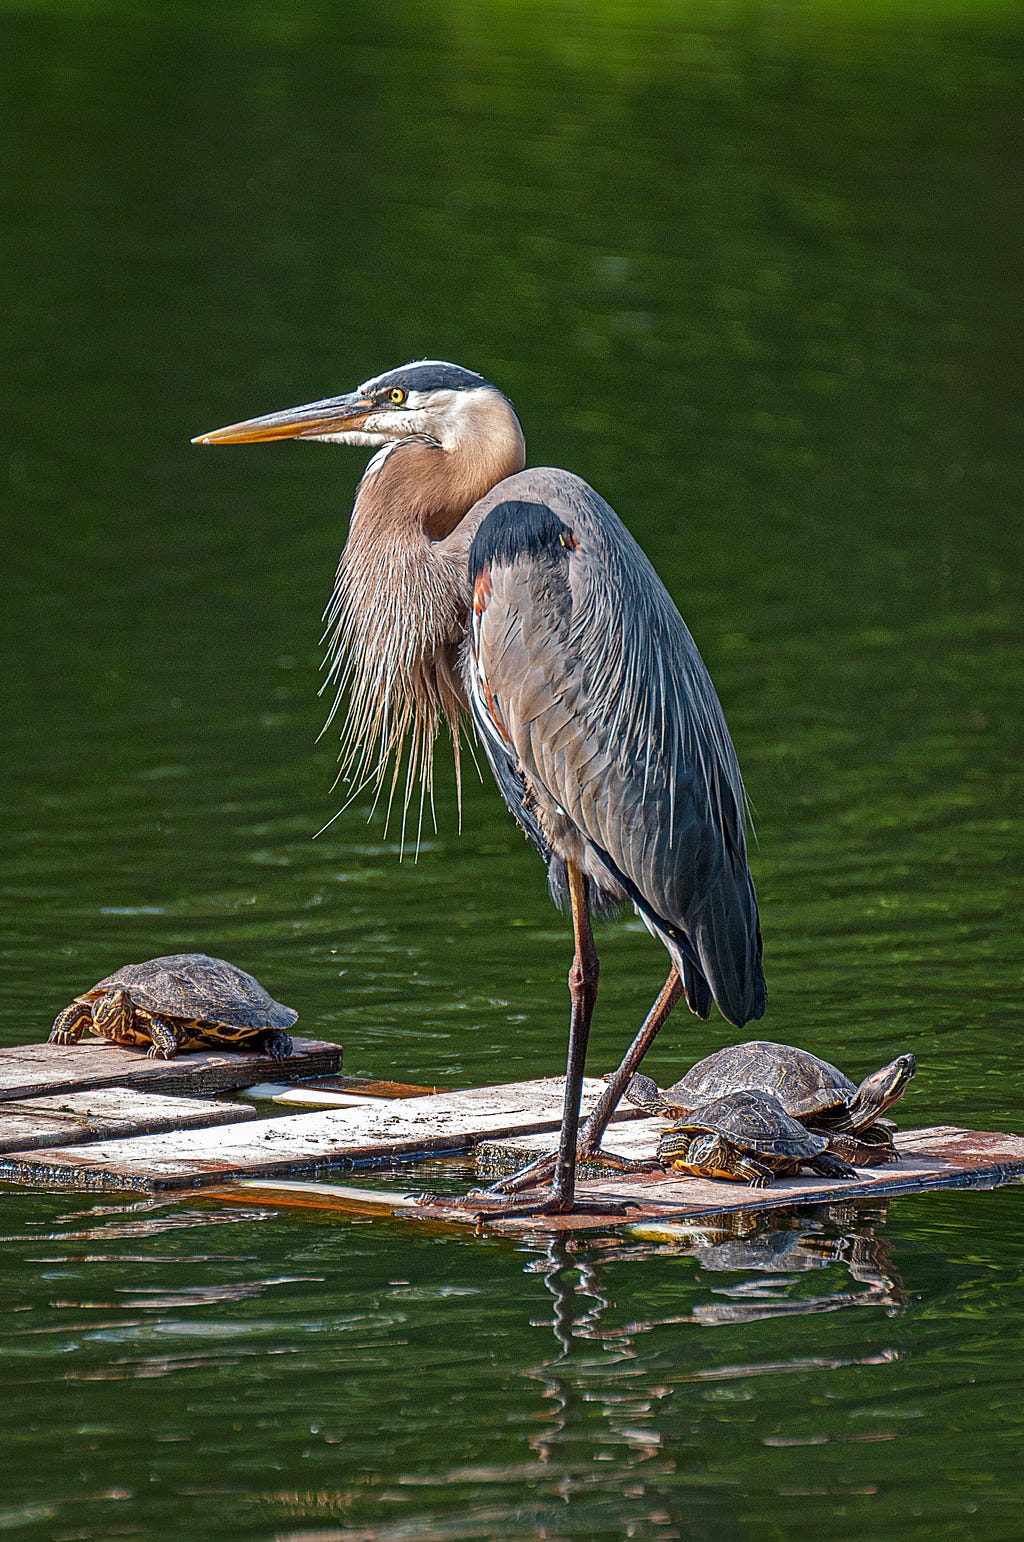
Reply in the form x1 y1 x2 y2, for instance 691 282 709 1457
93 987 135 1038
658 1127 733 1178
855 1053 916 1120
680 1131 734 1178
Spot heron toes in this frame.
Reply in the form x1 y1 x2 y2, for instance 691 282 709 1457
478 1139 655 1200
468 1191 642 1228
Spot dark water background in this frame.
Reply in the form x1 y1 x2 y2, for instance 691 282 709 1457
2 2 1023 1537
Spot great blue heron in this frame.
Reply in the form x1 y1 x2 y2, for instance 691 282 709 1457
193 360 767 1217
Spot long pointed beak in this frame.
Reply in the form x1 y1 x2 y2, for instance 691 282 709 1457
191 391 374 445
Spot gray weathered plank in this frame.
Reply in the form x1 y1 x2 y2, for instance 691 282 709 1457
0 1036 340 1103
0 1089 256 1153
192 1123 1024 1232
422 1120 1024 1231
0 1077 639 1192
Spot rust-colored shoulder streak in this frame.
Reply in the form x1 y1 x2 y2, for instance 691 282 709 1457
472 564 493 619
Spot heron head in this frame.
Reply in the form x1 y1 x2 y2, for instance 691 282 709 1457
192 359 521 453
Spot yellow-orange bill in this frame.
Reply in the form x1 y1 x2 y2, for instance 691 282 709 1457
191 392 372 444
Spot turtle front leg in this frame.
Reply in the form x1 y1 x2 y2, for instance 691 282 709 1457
145 1015 182 1059
48 1003 93 1046
256 1029 293 1062
808 1151 857 1180
730 1156 775 1188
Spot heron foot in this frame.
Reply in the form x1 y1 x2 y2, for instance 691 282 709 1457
466 1190 641 1230
478 1142 658 1198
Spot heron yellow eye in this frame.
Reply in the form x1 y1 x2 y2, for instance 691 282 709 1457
388 388 407 406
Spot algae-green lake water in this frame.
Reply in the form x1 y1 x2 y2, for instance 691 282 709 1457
2 3 1023 1537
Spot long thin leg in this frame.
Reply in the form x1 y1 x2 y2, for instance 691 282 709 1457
483 965 683 1196
472 861 611 1219
548 860 599 1205
575 965 682 1161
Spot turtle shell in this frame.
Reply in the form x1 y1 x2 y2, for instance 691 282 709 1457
657 1041 883 1126
84 954 297 1034
668 1090 828 1161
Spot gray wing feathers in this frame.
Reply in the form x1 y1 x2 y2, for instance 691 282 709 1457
470 469 765 1027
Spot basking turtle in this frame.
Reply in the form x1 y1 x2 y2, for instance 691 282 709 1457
656 1090 857 1187
627 1040 914 1165
48 953 296 1061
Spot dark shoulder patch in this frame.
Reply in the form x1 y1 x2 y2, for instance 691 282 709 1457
469 500 573 581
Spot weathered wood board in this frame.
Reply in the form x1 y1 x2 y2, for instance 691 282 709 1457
419 1121 1024 1231
0 1077 642 1193
199 1124 1024 1232
0 1036 340 1102
240 1076 437 1107
0 1089 256 1153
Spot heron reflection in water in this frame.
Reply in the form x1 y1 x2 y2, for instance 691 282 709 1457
194 361 767 1217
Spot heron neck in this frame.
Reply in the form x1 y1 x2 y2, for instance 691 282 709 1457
361 408 526 542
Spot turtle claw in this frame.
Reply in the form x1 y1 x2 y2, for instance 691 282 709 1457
257 1029 294 1062
48 1004 92 1046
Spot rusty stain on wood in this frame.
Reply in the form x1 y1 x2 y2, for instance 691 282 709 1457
0 1077 641 1193
311 1076 440 1099
0 1036 341 1103
0 1089 256 1153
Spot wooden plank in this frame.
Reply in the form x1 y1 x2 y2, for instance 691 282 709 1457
194 1123 1024 1232
269 1075 440 1109
406 1121 1024 1231
207 1178 422 1217
270 1090 388 1109
0 1077 642 1193
0 1036 340 1103
312 1076 440 1099
0 1089 256 1153
242 1076 440 1105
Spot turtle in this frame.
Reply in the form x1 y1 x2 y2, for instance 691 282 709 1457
655 1090 858 1188
626 1040 915 1166
48 953 296 1060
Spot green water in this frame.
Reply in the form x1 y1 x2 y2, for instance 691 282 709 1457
2 2 1023 1536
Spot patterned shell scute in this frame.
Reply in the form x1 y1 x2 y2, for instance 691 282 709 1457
667 1040 856 1120
676 1090 828 1159
91 954 298 1029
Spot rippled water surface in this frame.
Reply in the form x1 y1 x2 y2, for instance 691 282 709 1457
2 2 1023 1537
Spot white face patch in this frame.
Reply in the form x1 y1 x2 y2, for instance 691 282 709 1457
315 383 503 451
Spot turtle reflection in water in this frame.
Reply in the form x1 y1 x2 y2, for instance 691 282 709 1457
48 953 296 1060
656 1090 858 1187
628 1040 915 1166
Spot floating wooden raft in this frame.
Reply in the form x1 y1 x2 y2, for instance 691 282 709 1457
0 1039 1021 1232
0 1077 640 1193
